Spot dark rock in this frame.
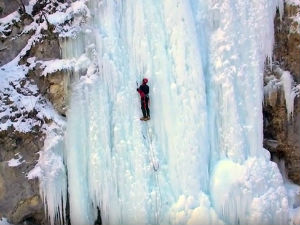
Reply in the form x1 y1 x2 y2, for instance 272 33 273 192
264 2 300 184
0 20 33 67
0 0 30 18
0 0 19 18
29 69 69 116
29 38 61 61
0 130 46 224
273 3 300 81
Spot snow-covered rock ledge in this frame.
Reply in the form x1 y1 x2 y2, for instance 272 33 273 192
0 0 89 224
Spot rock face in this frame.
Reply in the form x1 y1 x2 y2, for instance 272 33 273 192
0 0 68 114
264 2 300 184
0 1 67 224
274 3 300 81
0 18 33 66
29 38 68 116
0 130 45 225
0 1 31 66
0 0 22 17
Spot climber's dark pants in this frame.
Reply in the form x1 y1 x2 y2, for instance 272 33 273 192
141 97 150 118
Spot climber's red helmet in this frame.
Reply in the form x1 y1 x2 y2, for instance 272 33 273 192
143 78 148 84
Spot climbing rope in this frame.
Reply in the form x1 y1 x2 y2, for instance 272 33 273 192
142 124 162 224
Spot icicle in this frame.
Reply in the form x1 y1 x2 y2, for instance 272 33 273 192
281 71 296 120
28 125 67 225
277 0 284 19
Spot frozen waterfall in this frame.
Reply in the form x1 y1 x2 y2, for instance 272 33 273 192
47 0 291 224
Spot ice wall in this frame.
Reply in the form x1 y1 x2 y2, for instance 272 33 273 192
58 0 290 225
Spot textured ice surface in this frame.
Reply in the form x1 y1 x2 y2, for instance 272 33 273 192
44 0 295 225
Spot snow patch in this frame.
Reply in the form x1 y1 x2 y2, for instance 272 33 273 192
0 59 65 133
0 11 20 26
35 54 91 76
0 218 12 225
286 0 300 6
0 11 20 36
47 11 70 25
25 0 39 15
46 0 89 37
7 153 24 167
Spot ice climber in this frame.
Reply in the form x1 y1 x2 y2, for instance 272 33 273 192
137 78 150 121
